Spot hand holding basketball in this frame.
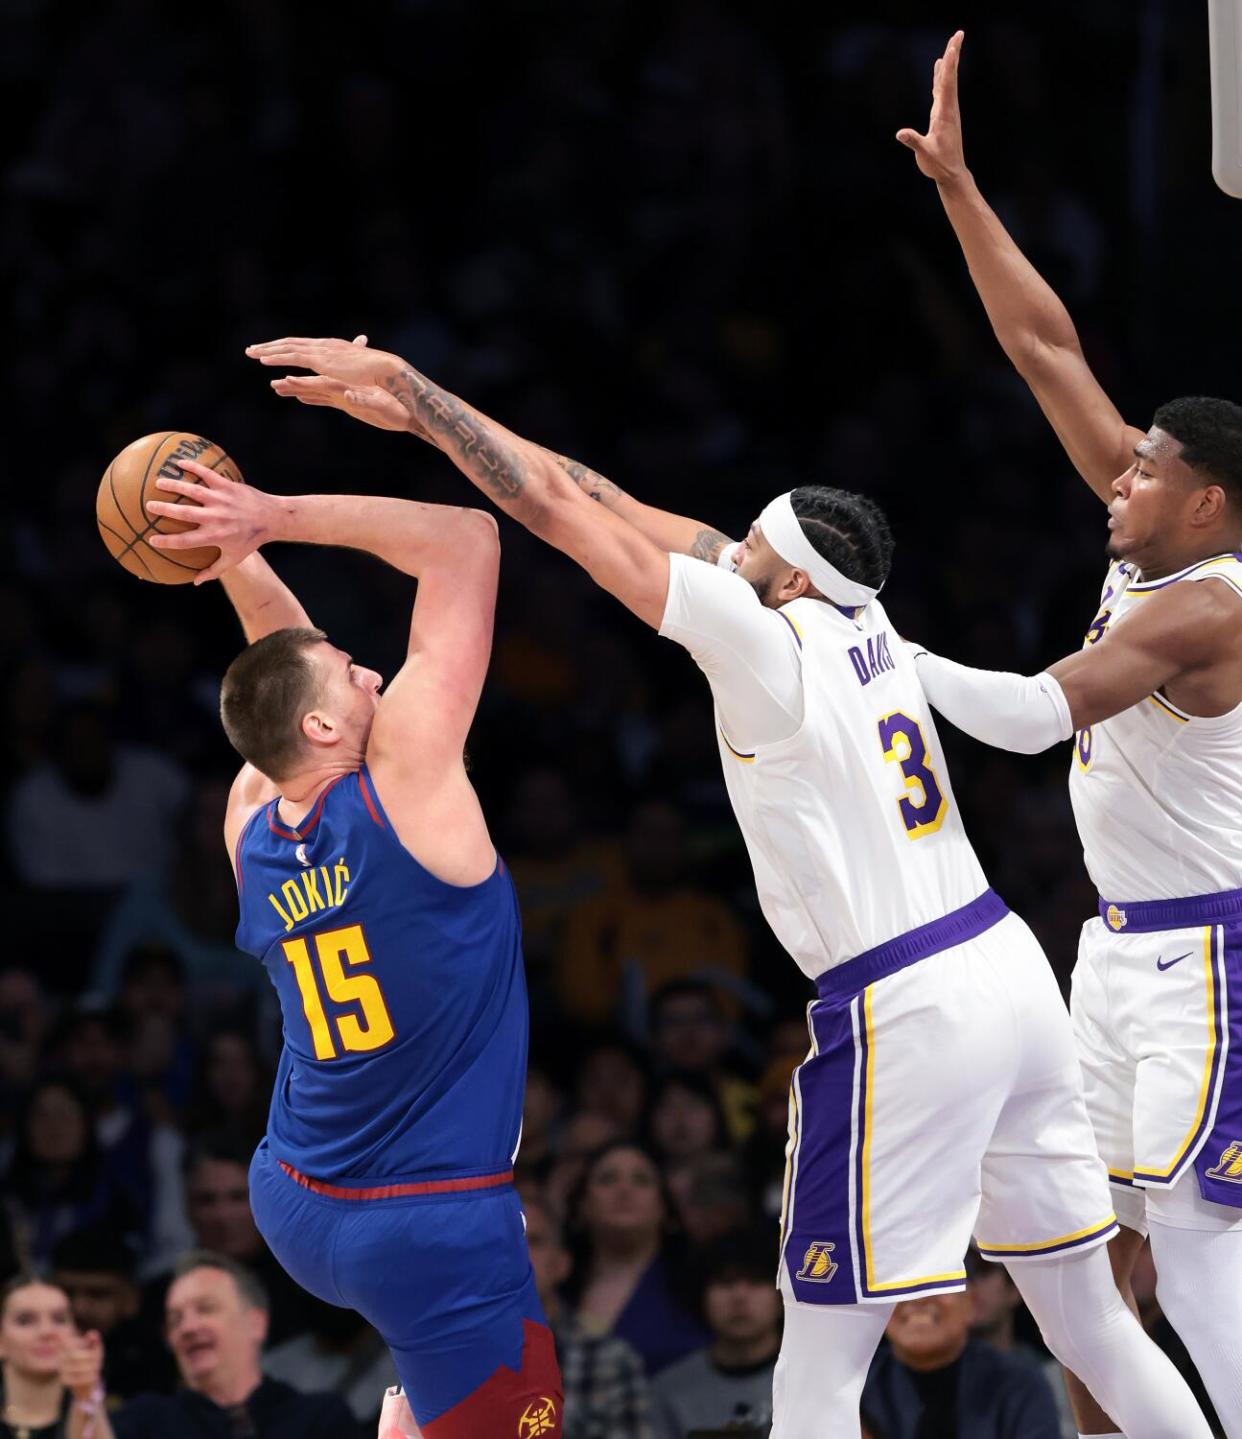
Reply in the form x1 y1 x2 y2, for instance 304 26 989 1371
896 31 967 185
147 461 280 584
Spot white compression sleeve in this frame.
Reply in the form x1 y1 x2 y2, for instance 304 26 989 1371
912 648 1073 754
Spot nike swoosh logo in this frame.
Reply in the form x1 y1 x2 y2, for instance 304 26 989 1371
1156 951 1193 971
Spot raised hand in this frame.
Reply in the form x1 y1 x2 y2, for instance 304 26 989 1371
896 31 966 185
146 459 280 584
58 1329 104 1400
246 333 405 390
270 373 412 432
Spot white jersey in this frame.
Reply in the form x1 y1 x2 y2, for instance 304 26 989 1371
659 553 988 979
1069 552 1242 901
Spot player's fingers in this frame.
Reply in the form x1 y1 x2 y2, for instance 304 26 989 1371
153 475 201 497
172 459 221 483
148 530 203 550
351 334 369 346
895 129 927 150
145 500 202 519
193 558 230 585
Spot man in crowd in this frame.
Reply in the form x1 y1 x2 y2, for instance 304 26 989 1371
114 1251 359 1438
52 1226 176 1400
652 1228 780 1438
862 1289 1062 1438
524 1194 656 1438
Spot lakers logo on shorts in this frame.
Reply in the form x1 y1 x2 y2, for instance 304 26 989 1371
1105 904 1127 932
1206 1140 1242 1184
517 1397 557 1436
796 1240 838 1284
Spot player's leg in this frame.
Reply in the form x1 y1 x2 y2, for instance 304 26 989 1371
339 1185 562 1438
1059 1223 1146 1436
770 1284 892 1438
774 932 1015 1434
1008 1245 1212 1439
1145 1173 1242 1437
976 916 1210 1437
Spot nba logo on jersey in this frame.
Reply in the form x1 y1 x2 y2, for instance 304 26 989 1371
1206 1141 1242 1184
1105 904 1127 932
795 1241 838 1284
518 1397 558 1436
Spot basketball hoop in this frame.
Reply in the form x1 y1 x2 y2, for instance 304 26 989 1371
1210 0 1242 194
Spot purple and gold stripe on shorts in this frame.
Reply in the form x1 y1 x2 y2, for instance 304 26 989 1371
975 1214 1119 1263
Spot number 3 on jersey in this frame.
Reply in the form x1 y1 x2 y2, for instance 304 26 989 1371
878 711 947 838
283 924 395 1061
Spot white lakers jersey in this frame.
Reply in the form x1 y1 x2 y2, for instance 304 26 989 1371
660 556 988 980
1069 552 1242 900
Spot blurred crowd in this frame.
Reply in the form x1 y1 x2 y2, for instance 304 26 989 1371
1 0 1236 1434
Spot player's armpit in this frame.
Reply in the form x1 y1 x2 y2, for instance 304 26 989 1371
1048 580 1239 727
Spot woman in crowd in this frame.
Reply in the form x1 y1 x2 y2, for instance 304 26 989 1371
0 1276 112 1439
565 1140 708 1375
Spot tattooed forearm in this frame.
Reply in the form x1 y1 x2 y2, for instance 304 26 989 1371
552 454 626 506
690 528 733 563
382 368 529 502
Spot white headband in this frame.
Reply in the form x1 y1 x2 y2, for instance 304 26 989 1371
757 492 881 608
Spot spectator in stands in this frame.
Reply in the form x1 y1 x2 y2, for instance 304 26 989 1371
565 1141 707 1375
651 1226 780 1438
575 1041 650 1139
557 800 747 1028
52 1228 175 1401
2 1078 139 1270
543 1111 622 1217
184 1031 271 1149
862 1290 1062 1438
262 1299 396 1429
113 1252 358 1438
167 1138 304 1348
645 1073 731 1166
649 981 756 1143
0 970 51 1104
113 948 196 1121
504 766 625 973
740 1054 798 1223
0 1274 114 1439
664 1152 753 1246
513 1065 563 1181
524 1193 656 1439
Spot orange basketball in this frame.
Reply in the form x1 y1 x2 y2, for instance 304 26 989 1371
96 432 245 583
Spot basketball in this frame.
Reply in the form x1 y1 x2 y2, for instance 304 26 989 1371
96 431 245 583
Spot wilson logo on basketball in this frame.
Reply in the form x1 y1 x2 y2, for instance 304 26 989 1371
796 1241 838 1284
517 1397 557 1436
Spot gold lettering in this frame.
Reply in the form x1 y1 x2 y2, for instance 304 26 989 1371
281 879 309 922
332 859 351 906
301 868 325 912
268 893 294 932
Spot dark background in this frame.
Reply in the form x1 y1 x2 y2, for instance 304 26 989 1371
0 0 1236 1427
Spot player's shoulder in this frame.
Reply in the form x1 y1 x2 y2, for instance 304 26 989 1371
224 764 280 859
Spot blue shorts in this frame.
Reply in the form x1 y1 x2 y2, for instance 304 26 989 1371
249 1141 559 1431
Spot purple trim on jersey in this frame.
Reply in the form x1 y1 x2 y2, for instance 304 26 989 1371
1196 922 1242 1208
1096 887 1242 933
1128 552 1242 592
1137 925 1227 1188
358 768 386 828
776 610 803 648
816 889 1009 1001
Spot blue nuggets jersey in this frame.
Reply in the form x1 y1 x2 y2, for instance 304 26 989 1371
234 767 527 1185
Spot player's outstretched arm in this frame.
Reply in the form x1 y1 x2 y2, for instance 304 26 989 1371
911 581 1240 751
245 337 677 629
247 335 735 565
897 31 1144 502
